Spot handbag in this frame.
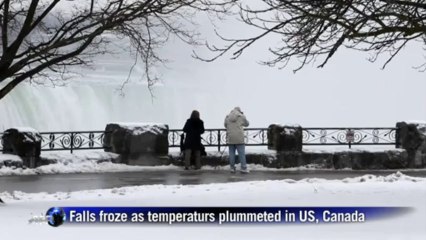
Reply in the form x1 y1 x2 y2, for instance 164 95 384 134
200 144 207 156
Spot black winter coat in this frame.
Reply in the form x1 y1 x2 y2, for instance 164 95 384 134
183 118 205 150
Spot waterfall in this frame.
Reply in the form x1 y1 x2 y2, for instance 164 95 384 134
0 81 221 131
0 36 425 132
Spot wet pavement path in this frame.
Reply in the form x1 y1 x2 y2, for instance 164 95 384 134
1 169 426 193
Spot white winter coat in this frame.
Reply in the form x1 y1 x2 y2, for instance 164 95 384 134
224 107 249 144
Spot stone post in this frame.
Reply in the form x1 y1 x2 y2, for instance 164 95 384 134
267 124 303 168
395 121 426 168
103 123 169 165
1 127 42 168
267 124 303 152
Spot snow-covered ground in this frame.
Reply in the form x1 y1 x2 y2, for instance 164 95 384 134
0 172 425 240
0 157 341 176
1 150 425 239
0 146 407 176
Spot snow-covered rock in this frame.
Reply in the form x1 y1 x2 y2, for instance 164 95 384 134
1 127 42 168
267 124 303 151
103 123 169 166
396 121 426 168
103 122 169 155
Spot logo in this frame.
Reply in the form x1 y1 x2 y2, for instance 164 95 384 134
45 207 66 227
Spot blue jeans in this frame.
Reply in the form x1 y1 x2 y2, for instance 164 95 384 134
228 144 247 170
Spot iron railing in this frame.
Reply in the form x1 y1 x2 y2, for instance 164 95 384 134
168 128 268 152
0 127 397 153
302 128 397 148
39 131 105 153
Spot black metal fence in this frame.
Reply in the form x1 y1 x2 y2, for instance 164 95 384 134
39 131 106 153
0 127 397 153
0 131 105 153
168 128 268 152
302 128 397 147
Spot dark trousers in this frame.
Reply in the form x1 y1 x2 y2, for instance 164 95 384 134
184 149 201 169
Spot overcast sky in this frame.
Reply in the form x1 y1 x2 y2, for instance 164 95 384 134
154 13 426 128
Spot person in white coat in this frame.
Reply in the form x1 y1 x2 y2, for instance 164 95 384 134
224 107 249 173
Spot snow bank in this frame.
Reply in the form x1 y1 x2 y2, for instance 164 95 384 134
111 122 168 135
269 123 302 128
341 171 425 183
0 148 419 176
303 146 404 153
406 120 426 126
41 151 119 162
0 153 22 163
11 127 39 133
3 127 42 143
0 161 340 176
0 151 181 176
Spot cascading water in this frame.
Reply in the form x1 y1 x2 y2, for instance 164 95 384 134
0 80 225 131
0 32 220 132
0 32 425 132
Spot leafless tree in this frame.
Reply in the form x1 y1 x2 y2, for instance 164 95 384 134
0 0 235 100
199 0 426 72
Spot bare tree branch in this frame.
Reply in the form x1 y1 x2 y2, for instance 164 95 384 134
200 0 426 72
0 0 237 100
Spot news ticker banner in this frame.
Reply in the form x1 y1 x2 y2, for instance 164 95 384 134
39 207 412 227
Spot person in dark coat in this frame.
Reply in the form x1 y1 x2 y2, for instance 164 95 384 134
183 110 205 170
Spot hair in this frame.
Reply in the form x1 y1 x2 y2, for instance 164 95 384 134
190 110 200 119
